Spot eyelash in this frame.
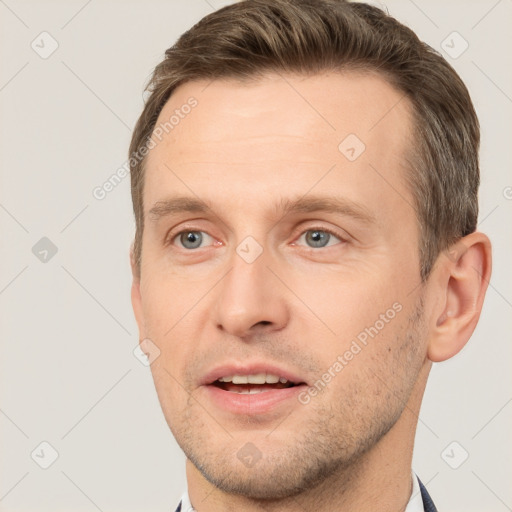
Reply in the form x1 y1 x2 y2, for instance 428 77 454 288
167 226 346 250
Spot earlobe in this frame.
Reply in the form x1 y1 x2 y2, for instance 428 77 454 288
427 232 492 362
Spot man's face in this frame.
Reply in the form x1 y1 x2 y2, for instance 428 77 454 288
132 72 431 499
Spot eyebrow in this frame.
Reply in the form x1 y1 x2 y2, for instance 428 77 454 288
147 194 376 225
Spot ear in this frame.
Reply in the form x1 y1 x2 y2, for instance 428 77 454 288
130 243 146 341
427 232 492 362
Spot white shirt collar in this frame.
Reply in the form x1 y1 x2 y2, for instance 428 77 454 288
405 471 425 512
179 487 195 512
179 470 424 512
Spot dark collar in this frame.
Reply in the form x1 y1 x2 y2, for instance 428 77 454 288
418 477 438 512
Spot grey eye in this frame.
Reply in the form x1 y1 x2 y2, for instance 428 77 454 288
179 231 204 249
305 230 332 248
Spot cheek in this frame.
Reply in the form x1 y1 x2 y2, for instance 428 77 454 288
291 269 414 389
291 267 404 337
140 268 191 332
142 286 199 422
139 277 195 386
318 304 423 419
148 358 190 437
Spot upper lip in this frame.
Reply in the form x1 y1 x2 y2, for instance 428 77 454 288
201 361 308 386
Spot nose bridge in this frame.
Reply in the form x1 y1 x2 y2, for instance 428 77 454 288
213 241 288 337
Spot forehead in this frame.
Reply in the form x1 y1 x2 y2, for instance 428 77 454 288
151 71 411 151
143 71 414 219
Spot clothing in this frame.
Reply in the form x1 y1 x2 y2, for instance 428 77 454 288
418 477 438 512
174 471 437 512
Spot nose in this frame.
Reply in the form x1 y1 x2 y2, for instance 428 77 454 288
213 248 289 339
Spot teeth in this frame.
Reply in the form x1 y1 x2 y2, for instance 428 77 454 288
248 373 267 384
237 388 273 394
217 373 289 384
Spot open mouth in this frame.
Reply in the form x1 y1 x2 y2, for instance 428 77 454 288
211 380 297 394
203 371 307 413
209 374 302 394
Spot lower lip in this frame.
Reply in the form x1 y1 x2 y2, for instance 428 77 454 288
202 384 308 415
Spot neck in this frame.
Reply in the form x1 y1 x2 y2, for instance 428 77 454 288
186 362 430 512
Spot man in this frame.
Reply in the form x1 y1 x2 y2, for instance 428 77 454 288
128 1 492 510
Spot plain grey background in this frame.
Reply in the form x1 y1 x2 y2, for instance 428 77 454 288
0 1 511 511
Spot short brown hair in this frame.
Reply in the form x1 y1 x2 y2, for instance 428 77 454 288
129 0 479 280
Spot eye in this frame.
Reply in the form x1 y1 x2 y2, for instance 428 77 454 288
169 227 344 251
296 228 343 248
173 230 214 250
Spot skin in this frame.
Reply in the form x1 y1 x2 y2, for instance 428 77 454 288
131 72 491 512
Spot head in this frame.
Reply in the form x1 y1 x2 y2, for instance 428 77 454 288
129 0 491 504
